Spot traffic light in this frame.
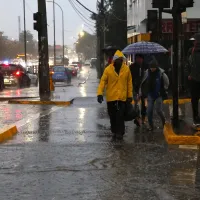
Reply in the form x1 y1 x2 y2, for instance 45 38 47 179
33 12 42 32
178 0 194 8
147 10 158 32
152 0 170 8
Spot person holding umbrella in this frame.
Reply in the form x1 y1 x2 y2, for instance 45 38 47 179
139 57 169 131
97 50 133 140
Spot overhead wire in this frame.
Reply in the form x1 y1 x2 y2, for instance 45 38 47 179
74 0 97 15
68 0 95 33
69 0 95 25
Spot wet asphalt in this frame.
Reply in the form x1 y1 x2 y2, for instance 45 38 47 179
0 67 200 199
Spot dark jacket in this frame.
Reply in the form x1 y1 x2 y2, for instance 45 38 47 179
185 47 200 82
139 68 169 99
129 62 148 93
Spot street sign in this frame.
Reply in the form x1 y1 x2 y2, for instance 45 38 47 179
152 0 170 8
181 12 187 24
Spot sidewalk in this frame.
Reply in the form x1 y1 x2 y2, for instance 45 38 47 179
164 101 200 145
1 68 200 199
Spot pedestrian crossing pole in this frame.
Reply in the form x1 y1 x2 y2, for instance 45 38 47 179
172 0 179 127
36 0 50 99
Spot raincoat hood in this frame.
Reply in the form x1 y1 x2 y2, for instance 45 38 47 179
112 50 126 62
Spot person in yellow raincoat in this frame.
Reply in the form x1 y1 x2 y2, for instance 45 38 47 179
97 50 133 140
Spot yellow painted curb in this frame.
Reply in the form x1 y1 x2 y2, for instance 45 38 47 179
8 100 72 106
163 99 191 105
164 123 200 145
0 125 17 143
132 98 191 105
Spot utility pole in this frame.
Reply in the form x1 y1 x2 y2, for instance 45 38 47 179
158 8 163 41
99 0 105 77
34 0 50 99
53 0 56 65
172 0 179 127
18 16 21 41
23 0 27 66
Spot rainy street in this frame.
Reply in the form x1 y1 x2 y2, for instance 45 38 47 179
0 67 200 200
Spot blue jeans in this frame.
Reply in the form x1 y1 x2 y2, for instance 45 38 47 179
147 96 165 127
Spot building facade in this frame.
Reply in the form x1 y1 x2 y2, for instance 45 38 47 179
127 0 200 43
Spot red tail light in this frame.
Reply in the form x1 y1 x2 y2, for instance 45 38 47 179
15 71 21 76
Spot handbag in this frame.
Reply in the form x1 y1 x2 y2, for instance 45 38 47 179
124 102 139 121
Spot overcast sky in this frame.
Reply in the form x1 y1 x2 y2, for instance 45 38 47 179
0 0 97 46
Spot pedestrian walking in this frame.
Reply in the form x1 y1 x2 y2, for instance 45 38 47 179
140 58 169 131
185 33 200 126
129 54 148 125
97 50 133 140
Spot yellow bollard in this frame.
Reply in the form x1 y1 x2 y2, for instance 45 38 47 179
49 72 55 91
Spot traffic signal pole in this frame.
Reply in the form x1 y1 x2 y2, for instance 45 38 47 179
36 0 50 99
172 1 179 127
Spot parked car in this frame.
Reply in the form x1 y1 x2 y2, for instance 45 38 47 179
52 65 71 84
67 65 78 77
0 63 38 88
90 58 97 68
84 60 91 66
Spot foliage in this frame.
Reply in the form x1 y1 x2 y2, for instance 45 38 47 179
96 0 127 50
75 31 96 59
0 30 37 60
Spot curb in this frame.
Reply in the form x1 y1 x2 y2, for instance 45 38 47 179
163 99 191 105
0 125 18 143
131 98 191 105
0 96 39 101
164 123 200 145
8 99 74 106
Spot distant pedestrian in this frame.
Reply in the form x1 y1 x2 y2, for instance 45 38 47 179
97 50 133 140
185 33 200 126
129 54 148 125
140 58 169 131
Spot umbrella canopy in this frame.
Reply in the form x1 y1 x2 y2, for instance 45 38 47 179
122 41 168 55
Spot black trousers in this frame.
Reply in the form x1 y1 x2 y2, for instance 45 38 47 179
107 101 126 136
189 80 200 120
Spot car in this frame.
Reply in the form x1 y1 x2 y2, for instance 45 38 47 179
90 58 97 68
70 64 79 72
84 60 91 66
72 61 82 69
67 66 78 77
52 65 71 84
0 63 38 88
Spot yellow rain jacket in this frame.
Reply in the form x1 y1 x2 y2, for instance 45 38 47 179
97 50 133 102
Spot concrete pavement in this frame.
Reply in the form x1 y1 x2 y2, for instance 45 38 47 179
0 68 200 199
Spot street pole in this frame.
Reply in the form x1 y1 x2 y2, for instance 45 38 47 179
158 8 163 41
99 0 105 77
53 0 56 65
37 0 50 99
47 1 65 65
172 0 179 127
23 0 27 66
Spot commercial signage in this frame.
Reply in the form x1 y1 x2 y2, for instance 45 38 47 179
162 20 200 33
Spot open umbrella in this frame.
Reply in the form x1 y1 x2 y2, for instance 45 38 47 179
122 41 168 55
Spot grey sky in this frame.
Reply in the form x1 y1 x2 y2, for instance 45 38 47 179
0 0 96 46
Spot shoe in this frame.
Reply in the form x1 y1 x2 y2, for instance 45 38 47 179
193 116 200 126
116 135 123 140
148 126 154 131
142 116 146 124
134 118 141 127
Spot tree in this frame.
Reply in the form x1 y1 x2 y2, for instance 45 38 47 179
19 30 36 55
75 31 97 59
96 0 127 50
